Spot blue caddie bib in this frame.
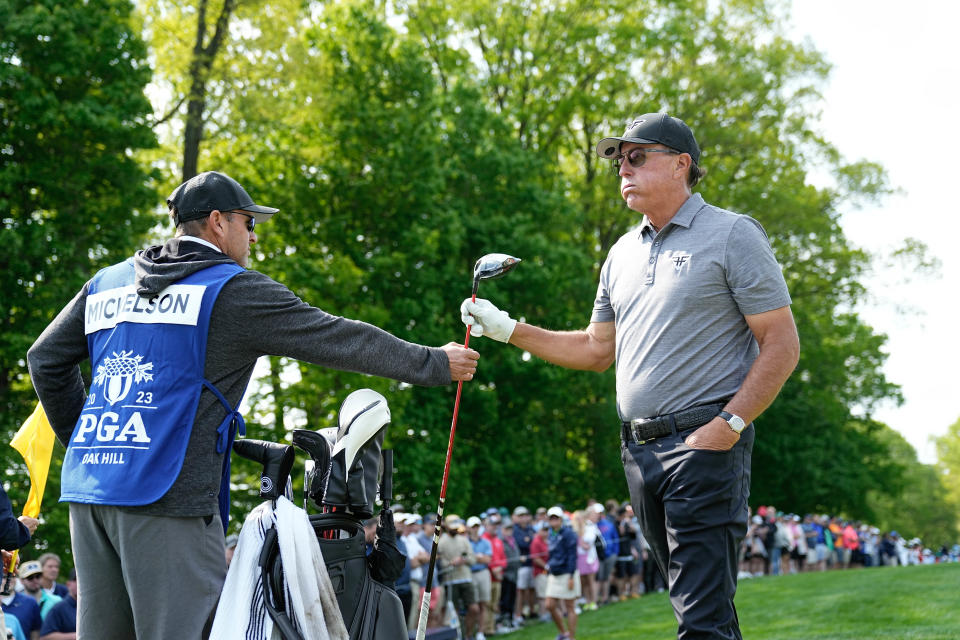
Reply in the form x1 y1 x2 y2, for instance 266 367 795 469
61 258 244 529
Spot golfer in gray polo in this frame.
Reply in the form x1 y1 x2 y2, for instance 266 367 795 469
460 113 800 639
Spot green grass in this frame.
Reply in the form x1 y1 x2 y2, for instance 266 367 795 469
503 564 960 639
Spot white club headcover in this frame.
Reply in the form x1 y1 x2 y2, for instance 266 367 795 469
331 389 391 470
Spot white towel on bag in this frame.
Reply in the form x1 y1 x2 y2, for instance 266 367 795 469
210 497 347 640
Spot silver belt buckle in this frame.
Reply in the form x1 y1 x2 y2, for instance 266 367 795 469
630 417 655 445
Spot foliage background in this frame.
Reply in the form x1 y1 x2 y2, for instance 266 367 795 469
2 0 957 567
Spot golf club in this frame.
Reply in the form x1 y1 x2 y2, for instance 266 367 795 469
415 253 521 640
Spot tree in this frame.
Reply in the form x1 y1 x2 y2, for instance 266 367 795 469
141 0 304 183
868 425 958 547
186 0 618 521
934 417 960 533
181 0 237 180
0 0 158 561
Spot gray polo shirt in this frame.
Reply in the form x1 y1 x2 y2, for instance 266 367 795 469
592 193 791 421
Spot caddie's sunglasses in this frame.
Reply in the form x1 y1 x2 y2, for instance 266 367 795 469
193 210 256 232
234 212 256 232
613 147 680 172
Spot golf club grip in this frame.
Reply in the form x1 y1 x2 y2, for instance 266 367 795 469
461 292 476 350
415 590 431 640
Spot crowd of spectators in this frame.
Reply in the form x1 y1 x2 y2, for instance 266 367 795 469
389 499 960 640
739 504 958 578
5 497 955 640
390 498 660 640
1 553 77 640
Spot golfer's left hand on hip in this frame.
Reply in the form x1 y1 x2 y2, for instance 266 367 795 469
683 416 740 451
460 298 517 343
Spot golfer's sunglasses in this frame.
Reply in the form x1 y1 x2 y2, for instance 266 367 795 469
612 147 680 172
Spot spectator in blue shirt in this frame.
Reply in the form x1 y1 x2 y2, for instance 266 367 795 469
544 507 580 640
595 500 620 604
1 582 42 640
512 506 536 622
39 568 76 640
4 613 27 640
467 516 493 637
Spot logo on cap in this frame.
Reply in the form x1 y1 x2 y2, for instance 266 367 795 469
19 560 42 579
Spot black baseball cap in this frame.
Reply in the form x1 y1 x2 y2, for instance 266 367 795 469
167 171 278 225
596 113 701 165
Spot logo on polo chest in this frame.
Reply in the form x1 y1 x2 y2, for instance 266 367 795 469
665 251 692 275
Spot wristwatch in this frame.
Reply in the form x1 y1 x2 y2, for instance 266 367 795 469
718 411 747 434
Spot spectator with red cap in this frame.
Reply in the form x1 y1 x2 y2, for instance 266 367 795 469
530 521 551 621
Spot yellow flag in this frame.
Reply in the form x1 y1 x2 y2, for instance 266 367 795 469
10 403 55 519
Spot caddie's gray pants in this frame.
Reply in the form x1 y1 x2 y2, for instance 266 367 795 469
70 503 226 640
621 423 754 640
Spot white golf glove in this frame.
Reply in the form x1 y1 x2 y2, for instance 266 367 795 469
460 298 517 343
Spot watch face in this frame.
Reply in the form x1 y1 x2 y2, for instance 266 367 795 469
721 411 746 433
729 416 746 433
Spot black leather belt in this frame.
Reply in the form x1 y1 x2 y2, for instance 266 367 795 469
622 401 728 445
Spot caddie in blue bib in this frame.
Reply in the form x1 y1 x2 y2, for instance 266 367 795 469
61 258 244 528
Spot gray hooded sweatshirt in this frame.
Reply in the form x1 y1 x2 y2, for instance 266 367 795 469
27 238 450 517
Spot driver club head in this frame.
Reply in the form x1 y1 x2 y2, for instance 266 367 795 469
472 253 521 295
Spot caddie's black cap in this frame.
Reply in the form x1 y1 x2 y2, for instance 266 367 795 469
167 171 278 225
596 113 701 165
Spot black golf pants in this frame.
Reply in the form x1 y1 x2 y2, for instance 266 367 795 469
621 424 754 640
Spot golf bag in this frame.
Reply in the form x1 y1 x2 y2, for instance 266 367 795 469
230 389 406 640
